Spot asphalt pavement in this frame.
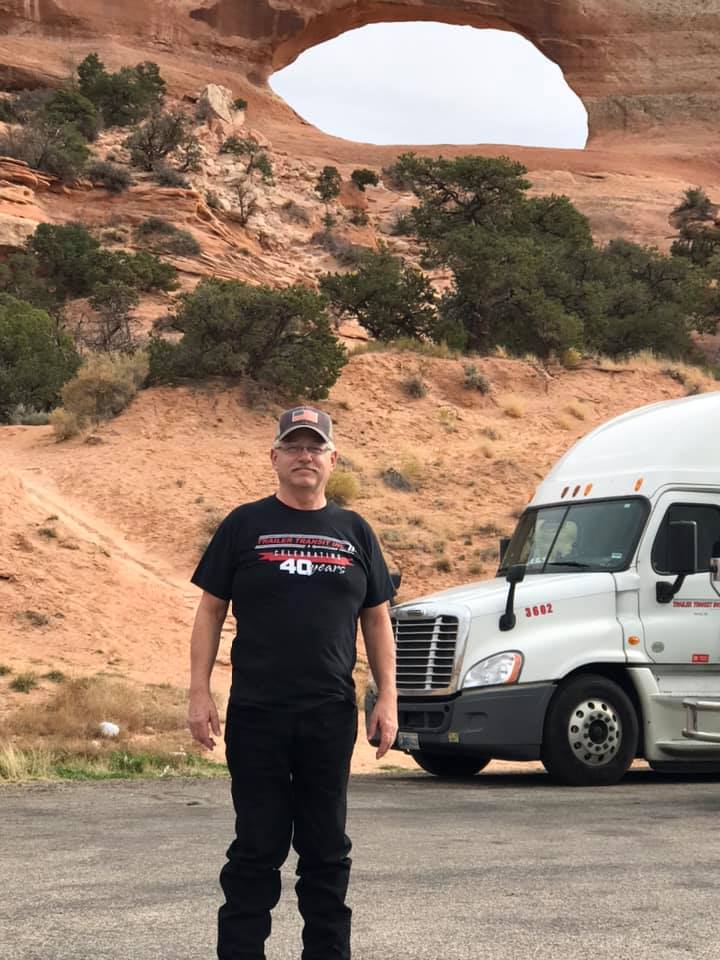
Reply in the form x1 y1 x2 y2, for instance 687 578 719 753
3 767 720 960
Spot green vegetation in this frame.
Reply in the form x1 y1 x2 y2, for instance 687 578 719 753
0 117 90 181
135 217 201 256
10 673 39 694
350 168 379 192
51 351 148 438
315 165 342 215
462 363 490 393
0 296 80 421
124 110 194 171
148 278 346 400
86 160 133 192
320 245 437 341
401 375 427 398
219 136 273 182
76 53 166 127
43 89 101 142
324 153 719 361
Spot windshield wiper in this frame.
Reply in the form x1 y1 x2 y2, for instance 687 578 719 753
545 560 592 568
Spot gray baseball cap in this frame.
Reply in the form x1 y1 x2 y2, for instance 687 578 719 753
275 407 333 444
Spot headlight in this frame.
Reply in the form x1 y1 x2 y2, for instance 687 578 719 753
462 651 522 689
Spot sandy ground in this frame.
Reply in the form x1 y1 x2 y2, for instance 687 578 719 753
2 351 716 767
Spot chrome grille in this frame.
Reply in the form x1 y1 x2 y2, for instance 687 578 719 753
393 615 459 691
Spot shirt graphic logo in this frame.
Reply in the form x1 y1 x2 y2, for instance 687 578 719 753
256 533 356 576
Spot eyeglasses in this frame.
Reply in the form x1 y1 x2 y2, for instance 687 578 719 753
276 443 331 456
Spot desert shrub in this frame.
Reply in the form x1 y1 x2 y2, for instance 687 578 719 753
49 407 82 440
27 222 104 299
6 404 50 425
315 166 341 208
350 168 379 192
0 295 80 421
205 190 221 209
152 162 189 187
88 281 140 350
43 89 101 141
124 110 191 171
462 362 490 393
10 673 38 694
120 250 178 292
320 245 437 340
219 136 273 181
499 394 526 419
3 88 54 124
148 278 346 400
135 218 201 256
175 136 202 173
349 209 369 227
77 53 166 127
281 200 311 225
233 179 257 226
86 160 132 192
674 187 712 220
233 97 247 111
389 212 414 236
58 350 148 425
560 346 582 369
401 375 427 398
312 231 367 266
0 664 10 676
380 467 415 491
0 118 89 181
0 99 15 122
326 468 360 506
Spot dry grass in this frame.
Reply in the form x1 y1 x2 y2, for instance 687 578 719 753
398 454 425 488
478 443 495 459
498 394 526 419
0 741 54 781
556 415 574 431
326 467 360 506
8 676 187 741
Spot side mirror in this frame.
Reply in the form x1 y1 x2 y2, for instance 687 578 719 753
499 564 526 631
657 521 697 603
666 521 698 575
711 541 720 583
499 537 511 565
505 563 526 585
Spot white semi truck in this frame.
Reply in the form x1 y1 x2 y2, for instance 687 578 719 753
366 391 720 786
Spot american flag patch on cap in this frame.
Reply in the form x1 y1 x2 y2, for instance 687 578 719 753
292 409 319 423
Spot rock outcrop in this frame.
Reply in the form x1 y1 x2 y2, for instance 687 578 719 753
0 0 718 145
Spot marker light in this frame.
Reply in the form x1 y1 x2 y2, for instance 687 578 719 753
634 478 644 491
584 483 593 496
628 635 641 646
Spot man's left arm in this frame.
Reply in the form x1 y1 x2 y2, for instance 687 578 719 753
360 602 398 759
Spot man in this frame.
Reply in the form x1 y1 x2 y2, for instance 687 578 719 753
187 406 398 960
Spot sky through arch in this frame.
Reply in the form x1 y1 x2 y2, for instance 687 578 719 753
270 22 588 149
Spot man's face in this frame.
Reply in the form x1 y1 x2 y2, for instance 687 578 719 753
270 427 337 495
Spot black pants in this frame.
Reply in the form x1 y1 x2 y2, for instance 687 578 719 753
218 699 358 960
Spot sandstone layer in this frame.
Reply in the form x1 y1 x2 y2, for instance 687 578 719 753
0 0 719 154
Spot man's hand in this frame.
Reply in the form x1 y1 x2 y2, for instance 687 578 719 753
367 691 398 759
188 691 221 750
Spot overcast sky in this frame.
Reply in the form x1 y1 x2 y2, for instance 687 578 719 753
270 23 588 149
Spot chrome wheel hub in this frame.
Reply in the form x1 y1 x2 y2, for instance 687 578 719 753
567 698 622 767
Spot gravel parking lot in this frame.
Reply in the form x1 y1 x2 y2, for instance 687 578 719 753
3 767 720 960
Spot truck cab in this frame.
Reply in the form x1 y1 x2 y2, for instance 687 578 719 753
366 392 720 785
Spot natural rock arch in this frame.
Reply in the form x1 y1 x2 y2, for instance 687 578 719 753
186 0 720 140
0 1 717 143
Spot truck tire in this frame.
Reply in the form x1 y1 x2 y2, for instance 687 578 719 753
411 751 490 778
541 674 638 786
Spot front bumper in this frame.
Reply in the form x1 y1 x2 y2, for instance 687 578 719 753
365 683 556 761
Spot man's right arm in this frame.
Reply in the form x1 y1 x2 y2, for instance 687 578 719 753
187 590 229 750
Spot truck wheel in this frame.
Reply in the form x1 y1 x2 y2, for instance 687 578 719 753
542 674 638 786
411 751 490 778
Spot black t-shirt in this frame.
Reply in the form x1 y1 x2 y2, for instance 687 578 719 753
191 494 394 709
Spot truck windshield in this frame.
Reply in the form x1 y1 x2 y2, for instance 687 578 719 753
499 498 648 575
